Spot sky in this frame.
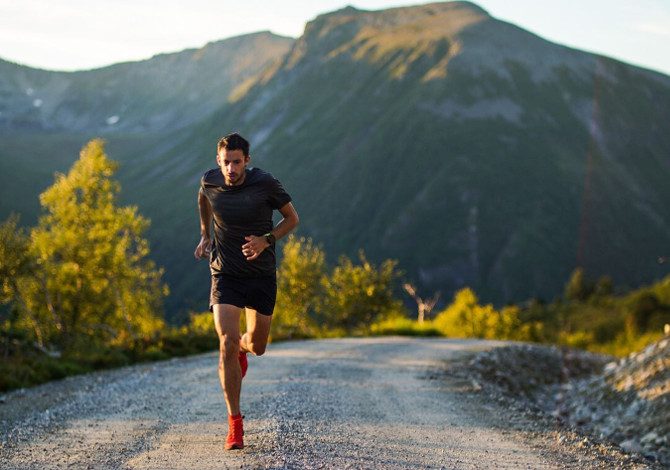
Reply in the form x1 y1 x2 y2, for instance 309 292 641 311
1 0 669 76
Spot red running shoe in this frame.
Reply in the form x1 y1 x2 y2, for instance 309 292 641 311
239 350 248 378
225 414 244 450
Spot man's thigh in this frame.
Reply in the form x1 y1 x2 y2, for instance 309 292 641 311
213 304 243 337
244 308 273 346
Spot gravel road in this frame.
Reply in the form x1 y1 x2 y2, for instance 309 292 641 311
0 337 654 469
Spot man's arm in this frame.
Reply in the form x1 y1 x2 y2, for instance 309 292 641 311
242 202 299 261
194 188 213 260
270 201 299 242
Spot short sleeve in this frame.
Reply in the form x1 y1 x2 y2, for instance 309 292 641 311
267 176 292 210
199 172 207 192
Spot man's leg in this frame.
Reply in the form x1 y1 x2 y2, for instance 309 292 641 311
240 308 273 357
213 304 243 416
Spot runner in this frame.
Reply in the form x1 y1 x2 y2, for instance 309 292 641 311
194 132 299 450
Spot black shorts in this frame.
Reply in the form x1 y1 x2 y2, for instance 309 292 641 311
209 274 277 316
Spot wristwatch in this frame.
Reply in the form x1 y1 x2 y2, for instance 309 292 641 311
264 232 276 245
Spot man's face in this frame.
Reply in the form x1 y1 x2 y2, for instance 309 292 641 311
217 149 249 186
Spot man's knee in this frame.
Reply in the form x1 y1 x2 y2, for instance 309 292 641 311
247 341 266 356
219 333 239 360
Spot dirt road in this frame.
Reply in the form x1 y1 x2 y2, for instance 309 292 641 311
0 337 650 469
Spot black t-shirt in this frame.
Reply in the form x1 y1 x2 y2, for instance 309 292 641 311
200 167 292 277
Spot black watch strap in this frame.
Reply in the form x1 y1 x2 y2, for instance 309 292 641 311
264 232 276 245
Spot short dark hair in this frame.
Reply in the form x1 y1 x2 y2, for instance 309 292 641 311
217 133 250 156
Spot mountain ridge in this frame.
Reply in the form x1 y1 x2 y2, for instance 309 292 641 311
0 31 294 132
0 30 296 74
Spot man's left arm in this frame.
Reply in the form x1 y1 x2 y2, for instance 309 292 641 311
242 202 299 261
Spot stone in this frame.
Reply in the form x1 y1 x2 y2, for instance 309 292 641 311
619 439 642 453
640 431 659 445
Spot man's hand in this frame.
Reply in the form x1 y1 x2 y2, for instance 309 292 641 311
194 236 212 260
242 235 270 261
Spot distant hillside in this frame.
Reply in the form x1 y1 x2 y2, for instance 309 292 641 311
0 31 293 132
2 2 669 320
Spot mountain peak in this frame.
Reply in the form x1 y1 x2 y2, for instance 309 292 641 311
314 1 489 21
323 5 365 16
286 1 490 72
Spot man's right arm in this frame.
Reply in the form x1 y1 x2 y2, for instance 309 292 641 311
194 188 213 260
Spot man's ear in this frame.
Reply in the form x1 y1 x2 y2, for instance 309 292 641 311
216 153 221 165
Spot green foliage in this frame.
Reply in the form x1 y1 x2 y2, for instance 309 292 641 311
0 214 32 305
625 292 663 332
187 311 215 336
369 315 440 337
272 235 325 339
593 275 614 298
319 250 404 334
535 272 670 356
0 214 42 344
19 139 168 352
0 310 218 392
592 331 665 357
564 267 592 302
272 239 406 338
432 288 539 341
0 138 171 370
0 138 176 391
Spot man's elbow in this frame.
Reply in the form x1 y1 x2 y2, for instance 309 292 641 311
291 213 300 229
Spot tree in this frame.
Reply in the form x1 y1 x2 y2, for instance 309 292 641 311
433 287 482 337
320 250 403 333
593 275 614 298
564 267 593 302
272 235 326 339
0 214 44 346
25 139 167 352
403 283 440 323
432 288 537 340
625 292 660 333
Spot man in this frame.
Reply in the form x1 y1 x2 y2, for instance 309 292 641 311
194 132 299 450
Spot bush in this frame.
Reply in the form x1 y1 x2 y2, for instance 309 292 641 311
370 316 440 337
319 250 404 334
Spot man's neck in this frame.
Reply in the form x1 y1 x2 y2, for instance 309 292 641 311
224 168 247 187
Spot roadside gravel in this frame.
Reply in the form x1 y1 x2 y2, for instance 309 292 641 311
0 337 659 469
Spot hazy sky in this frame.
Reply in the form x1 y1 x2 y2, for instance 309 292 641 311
1 0 669 75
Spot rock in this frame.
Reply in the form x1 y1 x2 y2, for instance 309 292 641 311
641 432 658 444
619 439 643 453
603 362 617 373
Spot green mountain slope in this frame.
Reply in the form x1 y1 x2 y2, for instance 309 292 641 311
175 1 670 309
2 2 669 320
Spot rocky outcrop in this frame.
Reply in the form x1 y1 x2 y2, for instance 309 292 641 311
450 337 669 466
554 337 669 464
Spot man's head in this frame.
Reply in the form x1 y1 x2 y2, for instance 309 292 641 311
216 133 250 186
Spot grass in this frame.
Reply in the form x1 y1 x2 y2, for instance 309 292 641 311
0 320 217 393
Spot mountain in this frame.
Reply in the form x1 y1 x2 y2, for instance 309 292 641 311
2 2 670 320
170 1 670 308
0 31 293 132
